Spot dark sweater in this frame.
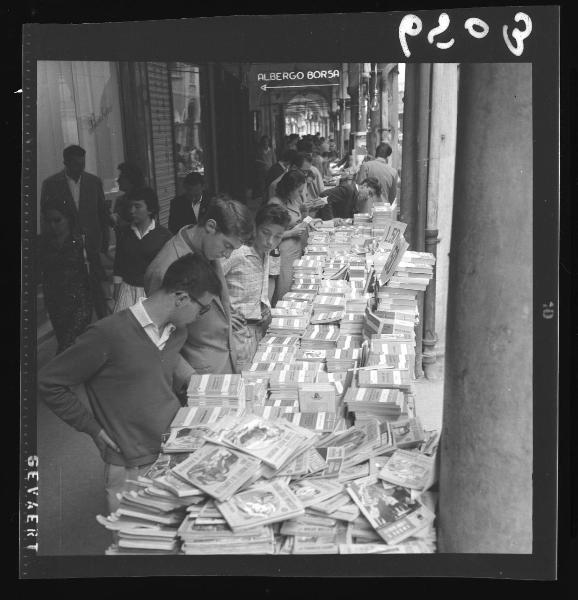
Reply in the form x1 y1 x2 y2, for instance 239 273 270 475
318 182 359 220
113 224 172 287
38 309 194 467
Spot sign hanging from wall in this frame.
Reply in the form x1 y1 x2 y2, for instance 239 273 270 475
257 68 340 91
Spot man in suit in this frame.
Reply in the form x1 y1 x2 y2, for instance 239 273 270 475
40 144 111 318
145 195 255 375
168 172 212 234
356 142 399 204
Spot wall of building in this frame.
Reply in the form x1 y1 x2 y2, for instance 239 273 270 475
431 63 459 355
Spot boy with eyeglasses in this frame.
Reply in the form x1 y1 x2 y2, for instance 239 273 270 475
39 254 222 512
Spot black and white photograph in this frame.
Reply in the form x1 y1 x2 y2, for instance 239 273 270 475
19 6 561 581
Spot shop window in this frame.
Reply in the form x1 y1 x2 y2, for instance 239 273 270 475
168 63 205 193
37 61 125 230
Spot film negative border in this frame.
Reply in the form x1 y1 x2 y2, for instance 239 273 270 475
20 25 39 575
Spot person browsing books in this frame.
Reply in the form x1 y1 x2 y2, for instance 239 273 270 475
38 254 222 512
144 195 255 374
221 204 291 372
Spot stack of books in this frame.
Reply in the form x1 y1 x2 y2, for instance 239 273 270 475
339 312 365 336
179 515 275 555
336 335 364 351
98 219 443 557
268 316 309 337
343 386 406 423
353 213 371 226
300 324 340 350
186 374 245 409
259 334 302 349
318 279 350 296
387 251 435 292
357 367 413 391
313 295 346 312
282 291 317 304
325 347 362 372
251 345 298 365
310 311 344 325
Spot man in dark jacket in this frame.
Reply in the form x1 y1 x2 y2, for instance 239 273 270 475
40 145 111 317
168 172 212 234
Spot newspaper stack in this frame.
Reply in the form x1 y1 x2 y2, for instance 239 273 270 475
186 374 245 409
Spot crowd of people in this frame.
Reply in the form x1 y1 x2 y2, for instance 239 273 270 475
37 135 399 510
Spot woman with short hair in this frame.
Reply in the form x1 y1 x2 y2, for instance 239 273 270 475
113 187 172 312
113 162 146 229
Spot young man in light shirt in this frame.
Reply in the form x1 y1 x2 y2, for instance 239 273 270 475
145 195 255 375
39 254 221 512
220 204 291 371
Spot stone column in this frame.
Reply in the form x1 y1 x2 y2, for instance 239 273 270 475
438 63 532 553
400 63 430 379
422 64 442 378
389 66 400 172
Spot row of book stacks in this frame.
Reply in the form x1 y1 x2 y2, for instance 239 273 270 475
99 211 440 555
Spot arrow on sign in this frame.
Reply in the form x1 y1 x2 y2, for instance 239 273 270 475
260 83 340 91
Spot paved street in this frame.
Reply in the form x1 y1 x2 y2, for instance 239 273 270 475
36 333 444 555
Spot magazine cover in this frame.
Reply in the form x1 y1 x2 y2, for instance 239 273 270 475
346 477 435 545
171 443 261 502
216 480 305 531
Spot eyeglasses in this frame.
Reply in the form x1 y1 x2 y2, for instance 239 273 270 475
191 297 212 315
